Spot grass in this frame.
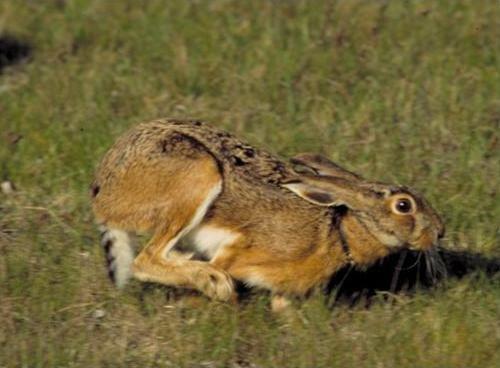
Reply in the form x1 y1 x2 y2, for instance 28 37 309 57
0 0 499 367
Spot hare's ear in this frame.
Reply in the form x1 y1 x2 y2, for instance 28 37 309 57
290 153 362 182
281 179 343 206
281 175 377 209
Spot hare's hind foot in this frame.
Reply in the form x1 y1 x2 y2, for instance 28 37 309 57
133 259 235 301
132 228 236 302
191 263 235 301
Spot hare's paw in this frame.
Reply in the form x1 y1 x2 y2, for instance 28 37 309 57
193 266 235 302
271 294 292 312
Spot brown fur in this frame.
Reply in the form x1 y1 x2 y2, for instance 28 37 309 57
91 119 444 301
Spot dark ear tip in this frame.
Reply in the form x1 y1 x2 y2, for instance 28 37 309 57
281 178 302 185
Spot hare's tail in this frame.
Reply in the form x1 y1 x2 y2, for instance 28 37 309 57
99 226 136 288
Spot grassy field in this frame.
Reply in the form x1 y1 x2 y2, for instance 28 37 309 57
0 0 499 367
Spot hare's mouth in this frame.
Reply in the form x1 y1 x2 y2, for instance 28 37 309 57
409 232 436 251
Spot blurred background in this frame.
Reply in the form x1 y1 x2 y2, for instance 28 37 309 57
0 1 498 367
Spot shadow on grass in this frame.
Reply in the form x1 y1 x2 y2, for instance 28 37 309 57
0 35 31 73
325 247 500 307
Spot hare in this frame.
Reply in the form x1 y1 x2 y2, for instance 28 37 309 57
91 119 445 303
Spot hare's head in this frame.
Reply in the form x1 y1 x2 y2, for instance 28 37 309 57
282 154 445 251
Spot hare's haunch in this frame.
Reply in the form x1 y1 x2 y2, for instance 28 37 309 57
91 119 444 301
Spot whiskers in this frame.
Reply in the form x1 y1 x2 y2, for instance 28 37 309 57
390 247 448 293
326 245 498 308
423 247 447 284
326 246 449 307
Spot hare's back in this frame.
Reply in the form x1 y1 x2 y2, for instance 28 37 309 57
155 119 297 184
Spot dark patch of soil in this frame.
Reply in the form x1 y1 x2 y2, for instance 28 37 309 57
0 35 31 72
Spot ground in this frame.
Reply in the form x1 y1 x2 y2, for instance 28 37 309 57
0 1 499 367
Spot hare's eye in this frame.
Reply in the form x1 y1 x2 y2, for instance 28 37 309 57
395 198 412 214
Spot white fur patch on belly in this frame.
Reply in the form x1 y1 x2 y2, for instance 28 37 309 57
184 225 240 260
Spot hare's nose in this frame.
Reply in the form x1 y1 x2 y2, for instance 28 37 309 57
437 227 445 240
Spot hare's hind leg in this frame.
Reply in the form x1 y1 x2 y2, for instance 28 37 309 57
131 177 235 301
93 142 235 300
125 155 235 301
132 225 235 301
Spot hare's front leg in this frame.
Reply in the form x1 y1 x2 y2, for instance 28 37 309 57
132 229 235 301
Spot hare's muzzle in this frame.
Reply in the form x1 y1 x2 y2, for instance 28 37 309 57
409 229 441 251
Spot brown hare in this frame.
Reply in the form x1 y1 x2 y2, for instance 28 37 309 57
91 119 445 304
